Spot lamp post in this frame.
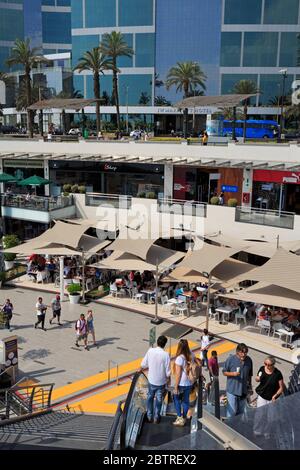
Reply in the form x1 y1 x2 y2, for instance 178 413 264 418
279 69 288 140
151 260 163 325
125 86 129 134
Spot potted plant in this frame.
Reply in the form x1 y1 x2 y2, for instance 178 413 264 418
71 184 79 193
0 272 6 288
67 283 81 304
78 185 86 194
227 198 238 207
210 196 220 205
2 235 20 270
63 183 72 194
146 192 156 199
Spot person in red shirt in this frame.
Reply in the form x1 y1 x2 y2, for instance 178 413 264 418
208 350 219 379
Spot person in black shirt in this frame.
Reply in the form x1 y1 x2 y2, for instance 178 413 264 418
253 356 285 438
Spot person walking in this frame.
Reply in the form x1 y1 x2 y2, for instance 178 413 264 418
86 310 96 346
49 294 62 325
2 299 13 331
202 130 208 146
223 343 253 418
34 297 47 330
173 339 196 427
207 350 219 404
200 329 210 370
140 335 170 424
75 313 89 350
253 356 285 438
218 192 224 205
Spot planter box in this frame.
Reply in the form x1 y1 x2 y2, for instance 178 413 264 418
69 293 81 304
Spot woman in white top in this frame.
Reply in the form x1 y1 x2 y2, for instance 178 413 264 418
173 339 195 427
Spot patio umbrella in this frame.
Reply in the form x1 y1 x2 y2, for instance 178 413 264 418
17 175 51 195
0 172 17 183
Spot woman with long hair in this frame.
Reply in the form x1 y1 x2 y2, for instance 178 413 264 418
172 339 195 426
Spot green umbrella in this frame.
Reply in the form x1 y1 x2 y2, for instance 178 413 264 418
0 172 17 183
17 175 51 186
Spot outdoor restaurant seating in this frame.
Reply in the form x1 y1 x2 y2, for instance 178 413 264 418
234 307 248 325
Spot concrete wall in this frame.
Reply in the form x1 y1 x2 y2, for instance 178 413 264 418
73 194 300 242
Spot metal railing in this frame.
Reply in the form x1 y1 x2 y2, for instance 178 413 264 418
158 197 207 217
1 383 54 419
86 193 132 209
107 360 119 386
105 400 124 450
1 194 74 212
235 206 295 229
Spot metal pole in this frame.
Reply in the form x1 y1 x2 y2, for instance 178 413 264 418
108 360 110 383
277 235 280 249
280 72 287 134
151 260 163 324
59 256 64 300
116 364 119 386
197 376 203 429
278 183 283 217
81 251 85 303
126 86 129 134
205 273 212 331
214 377 220 420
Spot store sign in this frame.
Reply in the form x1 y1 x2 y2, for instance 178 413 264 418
242 192 250 204
104 164 117 172
4 160 44 169
209 173 220 180
254 170 300 185
221 185 238 193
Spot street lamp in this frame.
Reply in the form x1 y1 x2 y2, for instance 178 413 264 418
125 86 129 134
279 69 288 139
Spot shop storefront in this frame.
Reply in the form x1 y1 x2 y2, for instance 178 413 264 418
49 161 164 198
252 170 300 214
173 167 243 204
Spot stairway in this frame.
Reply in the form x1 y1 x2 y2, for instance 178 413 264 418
0 410 114 450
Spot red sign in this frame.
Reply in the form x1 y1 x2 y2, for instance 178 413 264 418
253 170 300 185
242 192 250 204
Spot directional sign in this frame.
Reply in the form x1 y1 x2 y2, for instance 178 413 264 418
149 326 156 347
221 185 238 193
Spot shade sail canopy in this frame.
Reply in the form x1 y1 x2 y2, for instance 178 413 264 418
92 246 184 272
175 94 256 109
204 233 277 258
28 98 101 111
0 172 17 182
235 248 300 294
106 236 157 260
281 239 300 255
221 282 300 310
177 243 241 275
212 258 256 282
17 175 50 186
162 266 210 284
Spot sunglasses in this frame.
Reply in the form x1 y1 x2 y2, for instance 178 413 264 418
264 362 274 366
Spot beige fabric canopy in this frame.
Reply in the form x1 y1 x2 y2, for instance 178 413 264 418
203 233 277 258
221 282 300 310
92 246 184 272
162 266 209 284
106 236 157 260
28 98 101 111
235 248 300 294
177 243 241 275
175 94 257 109
212 258 256 282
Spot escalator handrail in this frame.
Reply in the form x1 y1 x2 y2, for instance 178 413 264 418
105 400 124 450
119 370 148 449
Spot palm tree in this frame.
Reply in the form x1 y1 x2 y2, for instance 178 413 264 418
165 61 206 98
6 39 50 138
285 104 300 129
99 32 134 131
232 80 260 140
154 95 172 107
73 47 113 132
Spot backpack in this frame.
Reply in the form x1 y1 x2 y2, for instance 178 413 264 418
186 358 201 384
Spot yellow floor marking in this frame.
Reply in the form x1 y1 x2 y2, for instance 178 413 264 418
52 340 197 402
63 340 236 415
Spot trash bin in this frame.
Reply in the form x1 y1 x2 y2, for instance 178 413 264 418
83 129 89 139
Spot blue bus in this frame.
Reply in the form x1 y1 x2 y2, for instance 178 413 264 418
222 119 279 139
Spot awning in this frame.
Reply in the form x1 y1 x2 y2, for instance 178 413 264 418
234 248 300 294
221 282 300 310
204 233 277 258
175 94 257 109
212 258 256 282
162 266 210 284
106 236 157 260
28 98 101 111
177 243 242 275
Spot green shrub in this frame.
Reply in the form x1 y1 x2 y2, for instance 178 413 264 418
146 192 156 199
227 198 238 207
63 192 70 197
71 184 79 193
3 235 20 262
78 185 86 194
210 196 220 205
137 192 146 198
63 184 72 193
67 283 81 295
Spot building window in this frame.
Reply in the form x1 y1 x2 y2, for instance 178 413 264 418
221 74 258 103
0 8 24 42
119 0 153 26
224 0 262 24
259 74 294 106
117 34 133 68
243 32 278 67
71 0 83 28
280 33 300 67
72 35 100 68
220 32 242 67
85 0 116 28
264 0 299 24
42 12 71 44
135 33 155 67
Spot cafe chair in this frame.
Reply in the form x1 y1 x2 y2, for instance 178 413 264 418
235 307 247 325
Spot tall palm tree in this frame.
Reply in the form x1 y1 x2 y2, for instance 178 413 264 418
73 47 113 132
6 38 50 138
99 32 134 131
232 80 260 139
165 61 206 98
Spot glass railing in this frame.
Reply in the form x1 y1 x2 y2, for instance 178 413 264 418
158 197 207 218
235 206 295 229
1 194 74 212
85 193 132 209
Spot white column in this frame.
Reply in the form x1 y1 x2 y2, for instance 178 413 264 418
44 160 50 196
242 167 253 207
164 164 173 199
59 256 64 300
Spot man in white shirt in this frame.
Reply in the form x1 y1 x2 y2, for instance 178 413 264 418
140 335 170 424
34 297 47 330
201 328 210 370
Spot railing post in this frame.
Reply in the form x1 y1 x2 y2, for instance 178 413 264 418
214 377 221 420
47 384 54 408
108 360 111 383
116 364 119 386
197 376 203 429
